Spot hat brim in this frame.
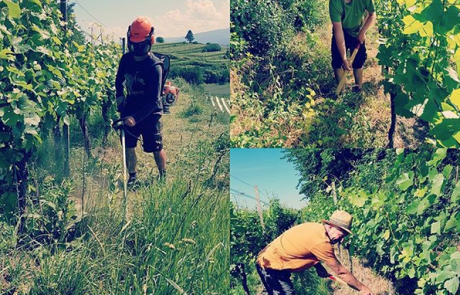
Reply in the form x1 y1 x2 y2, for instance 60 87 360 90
322 219 353 235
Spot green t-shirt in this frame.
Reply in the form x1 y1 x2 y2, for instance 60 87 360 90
329 0 375 37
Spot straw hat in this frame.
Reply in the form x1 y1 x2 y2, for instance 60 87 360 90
322 210 353 235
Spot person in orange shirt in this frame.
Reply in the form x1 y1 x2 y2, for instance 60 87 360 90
256 210 373 295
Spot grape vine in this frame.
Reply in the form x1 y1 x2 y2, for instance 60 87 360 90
377 0 460 147
0 0 119 219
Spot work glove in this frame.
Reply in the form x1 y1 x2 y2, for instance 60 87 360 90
116 96 126 112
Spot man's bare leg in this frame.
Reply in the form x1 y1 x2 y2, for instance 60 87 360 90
154 150 167 179
126 148 137 183
353 68 363 89
126 148 137 174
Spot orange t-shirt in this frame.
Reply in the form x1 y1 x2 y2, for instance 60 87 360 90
257 223 337 272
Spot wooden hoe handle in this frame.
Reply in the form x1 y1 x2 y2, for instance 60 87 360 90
335 43 361 96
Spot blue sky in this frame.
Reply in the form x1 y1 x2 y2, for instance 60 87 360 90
230 149 307 210
70 0 229 40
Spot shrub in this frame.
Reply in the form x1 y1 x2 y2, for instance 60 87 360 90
170 66 204 84
202 43 222 52
231 0 295 56
156 36 165 43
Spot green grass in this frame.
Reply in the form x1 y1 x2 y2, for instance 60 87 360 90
154 42 228 70
204 83 230 97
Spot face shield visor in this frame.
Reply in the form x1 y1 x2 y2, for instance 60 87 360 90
127 27 154 56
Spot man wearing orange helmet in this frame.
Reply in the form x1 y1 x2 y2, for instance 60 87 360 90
256 210 373 295
115 16 166 183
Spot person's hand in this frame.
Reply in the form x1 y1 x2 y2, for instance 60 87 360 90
357 31 366 44
124 116 136 127
360 286 373 295
116 96 126 112
342 59 351 71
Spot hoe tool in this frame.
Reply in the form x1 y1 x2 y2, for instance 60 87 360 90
328 274 348 286
336 42 361 96
112 118 128 220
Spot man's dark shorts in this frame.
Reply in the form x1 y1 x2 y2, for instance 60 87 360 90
256 263 296 295
123 114 163 152
331 28 367 69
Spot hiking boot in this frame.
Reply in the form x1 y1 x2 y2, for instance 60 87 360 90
127 172 139 188
352 86 362 93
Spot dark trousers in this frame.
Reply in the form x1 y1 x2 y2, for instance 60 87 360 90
331 29 367 69
256 264 296 295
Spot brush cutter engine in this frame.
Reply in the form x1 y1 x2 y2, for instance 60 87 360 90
162 81 180 113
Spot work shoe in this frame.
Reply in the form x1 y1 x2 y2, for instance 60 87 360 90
351 86 362 93
127 172 140 189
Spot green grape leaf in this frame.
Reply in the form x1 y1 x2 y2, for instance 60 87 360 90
431 221 441 234
444 277 459 295
415 187 427 198
427 149 447 166
383 230 390 240
430 119 460 141
450 253 460 273
444 213 459 233
451 181 460 204
423 0 444 24
443 165 453 179
406 199 419 215
396 172 414 191
402 15 424 34
418 198 430 215
440 5 460 33
451 89 460 109
349 191 368 208
24 0 42 8
4 0 21 18
0 49 15 61
436 269 456 284
430 174 444 197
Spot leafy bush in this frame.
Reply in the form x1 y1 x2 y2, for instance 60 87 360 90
204 69 230 84
231 0 295 56
170 66 204 84
202 43 222 52
156 36 165 43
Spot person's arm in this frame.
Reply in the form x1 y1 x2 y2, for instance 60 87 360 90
332 22 351 71
130 64 162 124
324 258 373 295
357 12 376 44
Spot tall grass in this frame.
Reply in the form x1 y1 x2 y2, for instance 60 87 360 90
1 158 228 294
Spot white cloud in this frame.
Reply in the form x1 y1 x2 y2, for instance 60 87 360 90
152 0 229 38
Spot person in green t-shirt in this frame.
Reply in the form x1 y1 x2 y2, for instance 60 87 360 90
329 0 376 93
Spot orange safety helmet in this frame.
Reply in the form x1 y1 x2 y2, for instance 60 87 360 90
127 17 155 56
